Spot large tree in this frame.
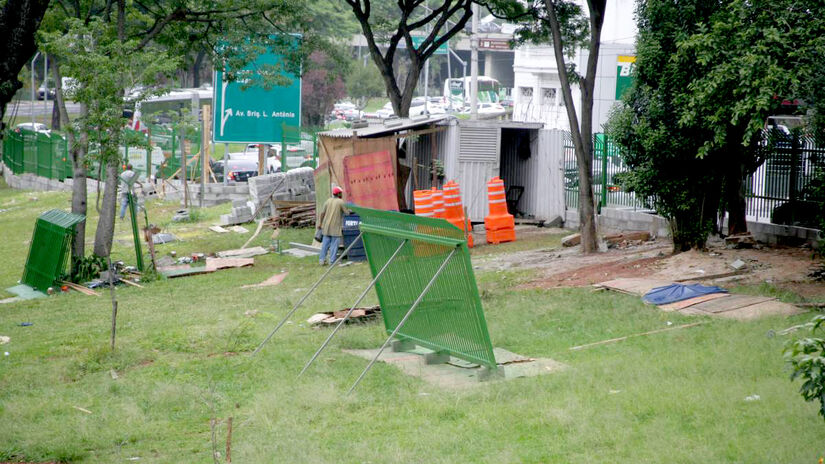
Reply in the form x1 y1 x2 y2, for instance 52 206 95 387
675 0 825 235
40 0 334 261
486 0 605 253
609 0 825 250
0 0 50 126
606 0 723 251
343 0 474 117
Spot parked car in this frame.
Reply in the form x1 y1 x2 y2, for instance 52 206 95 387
223 158 259 182
376 99 446 119
330 102 364 121
376 102 395 119
14 122 50 134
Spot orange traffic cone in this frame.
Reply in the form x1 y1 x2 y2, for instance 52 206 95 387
430 188 446 219
414 189 434 217
443 180 474 248
484 176 515 244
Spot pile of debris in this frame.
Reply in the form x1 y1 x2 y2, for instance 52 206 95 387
307 305 381 326
249 168 315 218
269 203 315 228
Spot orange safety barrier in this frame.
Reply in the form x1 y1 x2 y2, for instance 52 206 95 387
484 176 516 244
430 188 446 219
413 189 434 218
442 180 474 248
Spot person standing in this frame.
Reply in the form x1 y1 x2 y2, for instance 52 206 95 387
317 186 347 265
119 164 142 220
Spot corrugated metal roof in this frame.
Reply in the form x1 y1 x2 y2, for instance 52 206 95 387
319 115 451 139
458 119 545 130
38 209 86 228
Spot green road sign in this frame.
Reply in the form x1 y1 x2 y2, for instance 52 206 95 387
213 50 301 144
411 36 448 55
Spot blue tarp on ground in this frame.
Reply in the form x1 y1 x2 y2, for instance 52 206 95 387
642 283 728 305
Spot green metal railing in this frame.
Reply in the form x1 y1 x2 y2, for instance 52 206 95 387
280 123 318 172
2 129 71 180
21 209 85 293
564 132 651 211
350 205 498 370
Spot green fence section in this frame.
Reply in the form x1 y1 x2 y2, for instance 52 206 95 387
564 132 651 211
280 124 318 172
21 209 85 293
2 129 72 180
350 205 497 369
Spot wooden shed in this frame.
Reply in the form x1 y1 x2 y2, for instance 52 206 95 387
315 115 453 213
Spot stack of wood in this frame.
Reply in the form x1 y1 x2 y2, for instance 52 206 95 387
269 203 316 228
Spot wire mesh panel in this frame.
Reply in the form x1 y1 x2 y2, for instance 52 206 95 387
349 206 497 369
21 209 85 292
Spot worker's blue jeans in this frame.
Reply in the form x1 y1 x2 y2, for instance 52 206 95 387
319 235 341 264
119 196 129 219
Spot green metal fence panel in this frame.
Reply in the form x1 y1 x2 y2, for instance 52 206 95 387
21 209 86 293
349 205 497 369
21 130 38 174
2 129 71 180
36 132 52 178
564 132 651 211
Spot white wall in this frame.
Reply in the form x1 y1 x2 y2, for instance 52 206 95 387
512 0 637 131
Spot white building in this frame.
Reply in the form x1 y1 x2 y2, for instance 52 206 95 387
512 0 637 131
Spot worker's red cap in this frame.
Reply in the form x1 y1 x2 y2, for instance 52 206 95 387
332 186 343 195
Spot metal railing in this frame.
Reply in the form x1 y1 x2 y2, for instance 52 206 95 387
746 131 825 227
563 132 651 211
2 129 71 180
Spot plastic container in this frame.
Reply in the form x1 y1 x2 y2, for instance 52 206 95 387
342 214 366 261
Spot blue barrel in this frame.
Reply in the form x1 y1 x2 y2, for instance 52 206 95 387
342 214 366 261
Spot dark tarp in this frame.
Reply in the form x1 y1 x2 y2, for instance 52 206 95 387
642 283 727 305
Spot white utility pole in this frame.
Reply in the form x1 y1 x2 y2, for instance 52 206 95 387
43 54 48 122
423 0 430 114
470 3 479 119
30 52 39 127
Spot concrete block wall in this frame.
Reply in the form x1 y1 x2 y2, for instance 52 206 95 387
178 183 250 207
565 206 822 247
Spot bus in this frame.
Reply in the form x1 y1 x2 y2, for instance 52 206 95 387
443 76 501 109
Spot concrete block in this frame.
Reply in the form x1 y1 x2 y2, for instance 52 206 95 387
424 350 451 365
391 339 416 353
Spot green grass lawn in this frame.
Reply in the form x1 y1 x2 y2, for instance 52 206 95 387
1 181 823 463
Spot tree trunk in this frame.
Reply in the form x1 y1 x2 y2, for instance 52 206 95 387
544 0 605 253
53 59 89 262
93 157 119 257
0 0 51 124
725 161 748 236
192 50 206 88
51 99 61 130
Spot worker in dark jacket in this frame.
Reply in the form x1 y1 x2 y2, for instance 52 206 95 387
317 186 347 265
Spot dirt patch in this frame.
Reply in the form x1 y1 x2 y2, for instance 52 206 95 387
520 255 668 289
486 228 825 300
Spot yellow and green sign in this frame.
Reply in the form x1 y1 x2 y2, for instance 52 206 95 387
615 55 636 100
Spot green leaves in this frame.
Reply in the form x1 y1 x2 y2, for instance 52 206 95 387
784 315 825 420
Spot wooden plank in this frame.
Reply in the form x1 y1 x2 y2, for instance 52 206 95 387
689 294 775 314
714 300 806 321
569 322 708 351
659 293 730 311
597 278 673 297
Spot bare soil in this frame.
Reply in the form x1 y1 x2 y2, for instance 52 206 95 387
474 228 825 300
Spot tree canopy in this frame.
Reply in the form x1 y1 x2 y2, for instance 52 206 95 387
609 0 825 250
343 0 474 117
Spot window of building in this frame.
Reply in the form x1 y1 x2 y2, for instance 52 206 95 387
542 88 557 105
519 86 533 98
